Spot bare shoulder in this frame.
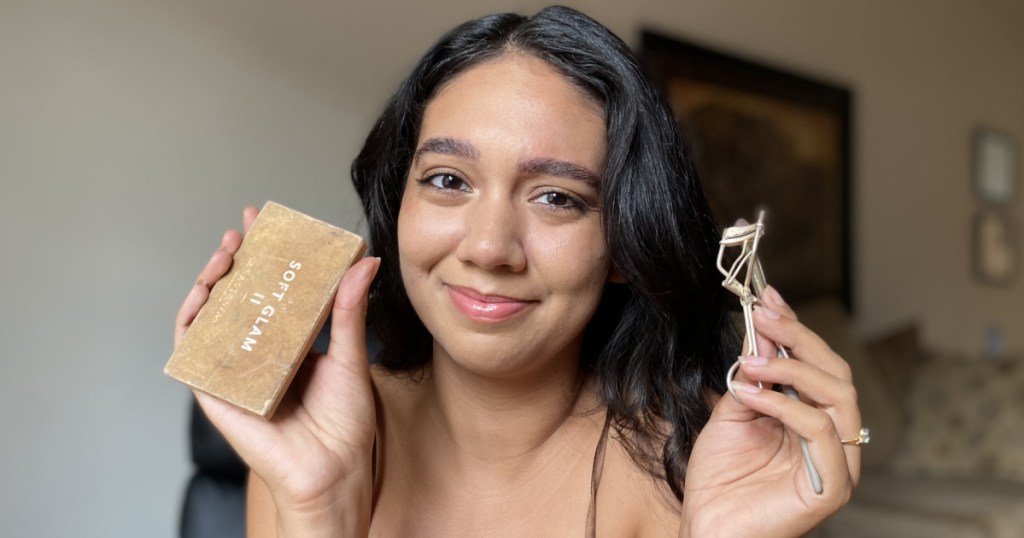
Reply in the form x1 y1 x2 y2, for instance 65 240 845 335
597 431 682 537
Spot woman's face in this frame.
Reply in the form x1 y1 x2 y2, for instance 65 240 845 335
397 53 611 378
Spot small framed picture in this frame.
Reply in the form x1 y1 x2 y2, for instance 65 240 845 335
973 128 1017 204
972 208 1018 285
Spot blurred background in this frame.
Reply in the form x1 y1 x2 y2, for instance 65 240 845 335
2 0 1022 536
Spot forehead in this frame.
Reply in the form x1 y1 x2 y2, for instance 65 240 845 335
417 54 606 169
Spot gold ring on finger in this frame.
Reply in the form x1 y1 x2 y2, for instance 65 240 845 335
841 427 870 446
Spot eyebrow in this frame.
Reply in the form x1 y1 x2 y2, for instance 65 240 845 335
413 137 479 166
412 136 601 187
518 157 600 188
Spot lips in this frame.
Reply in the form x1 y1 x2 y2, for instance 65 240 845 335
445 284 536 322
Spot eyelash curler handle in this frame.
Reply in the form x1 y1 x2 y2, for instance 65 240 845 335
718 211 824 495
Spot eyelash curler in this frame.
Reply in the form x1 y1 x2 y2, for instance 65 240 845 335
717 210 824 495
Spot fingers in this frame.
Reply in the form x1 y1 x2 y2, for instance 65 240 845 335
728 382 856 497
197 229 243 287
742 285 863 487
327 257 381 375
752 304 851 383
174 229 243 347
175 284 210 348
739 355 864 475
738 356 855 410
174 206 257 348
761 285 797 320
242 206 259 234
738 285 863 487
730 286 799 393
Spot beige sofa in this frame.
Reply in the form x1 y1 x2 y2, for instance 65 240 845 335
795 301 1024 538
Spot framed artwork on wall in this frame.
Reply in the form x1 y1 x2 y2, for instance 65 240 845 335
973 208 1018 286
973 128 1017 205
641 32 854 311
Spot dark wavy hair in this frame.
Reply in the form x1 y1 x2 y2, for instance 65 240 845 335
351 5 736 501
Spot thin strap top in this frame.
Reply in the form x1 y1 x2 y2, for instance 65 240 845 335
585 412 613 538
371 410 614 536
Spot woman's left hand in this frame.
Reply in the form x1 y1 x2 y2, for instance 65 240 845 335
680 287 861 537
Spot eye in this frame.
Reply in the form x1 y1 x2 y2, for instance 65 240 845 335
533 190 585 212
537 192 572 207
421 173 470 192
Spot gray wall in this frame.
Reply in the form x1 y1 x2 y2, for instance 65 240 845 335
2 0 1022 536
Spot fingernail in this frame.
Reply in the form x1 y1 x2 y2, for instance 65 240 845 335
221 229 237 247
732 381 762 394
754 305 781 320
765 285 786 306
339 258 379 310
355 257 382 288
356 257 380 282
740 355 769 366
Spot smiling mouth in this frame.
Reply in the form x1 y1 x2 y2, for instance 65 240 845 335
445 285 536 322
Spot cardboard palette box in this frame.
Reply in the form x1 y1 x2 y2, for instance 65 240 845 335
165 201 366 418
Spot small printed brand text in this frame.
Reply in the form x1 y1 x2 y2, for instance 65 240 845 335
240 260 302 352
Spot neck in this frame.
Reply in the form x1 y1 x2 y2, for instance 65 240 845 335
417 339 599 476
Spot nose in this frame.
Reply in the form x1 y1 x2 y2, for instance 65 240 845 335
454 194 527 272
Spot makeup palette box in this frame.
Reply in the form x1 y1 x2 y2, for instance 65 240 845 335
165 201 366 419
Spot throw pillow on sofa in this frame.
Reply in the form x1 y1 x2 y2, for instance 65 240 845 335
889 356 1024 483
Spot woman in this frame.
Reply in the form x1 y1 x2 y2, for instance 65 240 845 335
176 7 861 536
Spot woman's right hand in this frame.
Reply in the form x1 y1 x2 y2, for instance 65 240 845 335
174 207 380 536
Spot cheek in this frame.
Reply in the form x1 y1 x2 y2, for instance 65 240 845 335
397 194 461 276
396 199 426 279
528 222 610 293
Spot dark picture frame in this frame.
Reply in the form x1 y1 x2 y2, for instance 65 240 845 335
641 31 854 312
